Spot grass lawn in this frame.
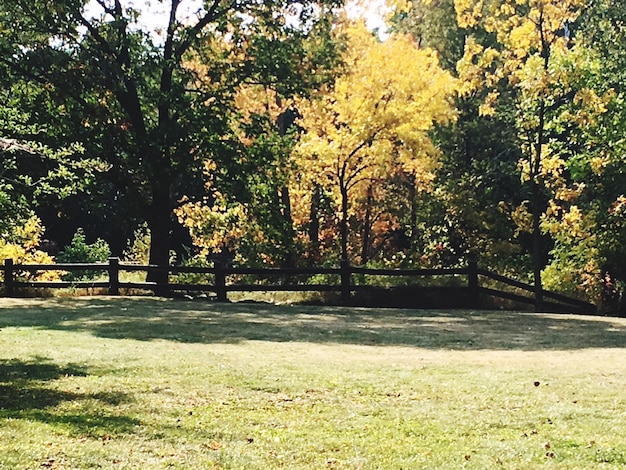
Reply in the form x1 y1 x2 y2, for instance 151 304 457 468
0 297 625 469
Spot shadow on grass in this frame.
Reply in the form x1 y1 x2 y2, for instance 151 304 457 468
0 297 625 350
0 357 139 438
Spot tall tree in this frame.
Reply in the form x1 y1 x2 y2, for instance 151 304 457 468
0 67 103 243
536 0 626 310
395 0 524 273
454 0 606 310
0 0 342 283
294 22 457 262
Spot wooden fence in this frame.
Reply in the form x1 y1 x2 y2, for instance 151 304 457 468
1 257 596 314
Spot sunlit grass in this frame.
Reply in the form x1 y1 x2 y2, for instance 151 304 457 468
0 297 625 468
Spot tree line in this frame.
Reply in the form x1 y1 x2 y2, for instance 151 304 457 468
0 0 624 313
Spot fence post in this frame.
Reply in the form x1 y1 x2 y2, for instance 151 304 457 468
468 260 479 308
108 257 120 296
215 261 227 302
340 259 351 305
3 259 14 297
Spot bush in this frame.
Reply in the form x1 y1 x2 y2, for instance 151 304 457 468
0 216 60 283
57 228 111 281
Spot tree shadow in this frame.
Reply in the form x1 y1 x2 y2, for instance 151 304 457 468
1 297 626 350
0 357 139 438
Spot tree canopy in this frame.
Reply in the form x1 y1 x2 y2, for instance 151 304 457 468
2 0 626 312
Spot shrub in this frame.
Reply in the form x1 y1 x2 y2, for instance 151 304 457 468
57 228 111 281
0 216 60 283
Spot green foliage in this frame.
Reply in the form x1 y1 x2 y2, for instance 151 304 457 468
0 90 100 239
2 0 626 309
57 228 111 281
394 0 525 275
394 0 465 70
0 0 346 274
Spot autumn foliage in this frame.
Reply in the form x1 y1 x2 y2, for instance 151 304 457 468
293 22 456 262
3 0 626 311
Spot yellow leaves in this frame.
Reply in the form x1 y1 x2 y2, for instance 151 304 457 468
329 28 457 138
13 215 45 250
479 90 499 116
589 155 609 175
456 37 486 97
175 197 248 256
387 0 412 13
570 88 613 127
555 184 584 203
562 205 583 230
543 204 588 239
508 19 537 59
296 22 457 196
234 85 289 126
289 21 458 260
610 195 626 219
479 47 500 69
511 202 534 235
0 216 59 281
455 0 484 28
456 0 591 116
540 153 565 180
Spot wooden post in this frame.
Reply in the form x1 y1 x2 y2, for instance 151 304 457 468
215 261 227 302
3 258 14 297
468 260 479 309
340 259 351 305
108 257 120 296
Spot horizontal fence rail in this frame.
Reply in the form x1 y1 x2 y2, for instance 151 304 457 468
0 257 596 314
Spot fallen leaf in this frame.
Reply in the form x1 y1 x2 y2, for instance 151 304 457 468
204 441 223 451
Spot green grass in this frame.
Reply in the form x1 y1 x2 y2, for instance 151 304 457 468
0 297 625 469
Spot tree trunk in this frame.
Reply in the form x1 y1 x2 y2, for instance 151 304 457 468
147 182 171 290
340 181 349 262
308 184 321 262
279 186 295 267
408 176 418 243
531 178 544 312
361 185 373 264
531 93 547 312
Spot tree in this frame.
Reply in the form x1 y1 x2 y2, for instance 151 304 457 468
0 59 107 253
395 0 524 273
294 22 457 263
536 0 626 311
174 19 343 267
0 90 94 278
454 0 611 310
394 0 464 70
0 0 343 284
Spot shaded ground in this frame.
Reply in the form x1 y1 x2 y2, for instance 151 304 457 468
0 357 139 440
0 296 625 350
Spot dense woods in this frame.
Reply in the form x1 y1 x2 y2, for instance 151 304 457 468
0 0 624 312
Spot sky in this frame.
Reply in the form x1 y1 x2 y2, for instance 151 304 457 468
84 0 389 38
